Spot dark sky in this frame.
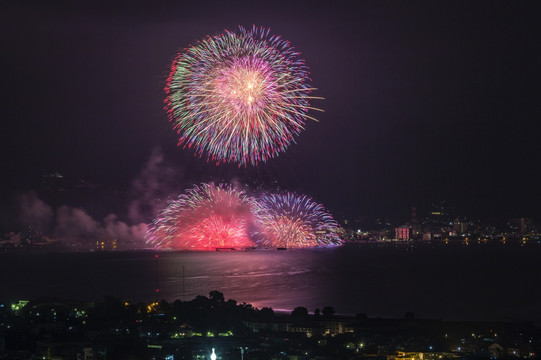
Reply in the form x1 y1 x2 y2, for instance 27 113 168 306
1 1 540 225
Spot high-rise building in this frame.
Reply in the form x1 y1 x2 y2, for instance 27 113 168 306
395 226 410 240
411 206 421 235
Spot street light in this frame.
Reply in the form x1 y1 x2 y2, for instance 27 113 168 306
240 346 248 360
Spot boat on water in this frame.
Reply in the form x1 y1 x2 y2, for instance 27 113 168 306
215 247 237 251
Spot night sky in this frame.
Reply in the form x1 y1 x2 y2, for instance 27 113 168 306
1 1 540 228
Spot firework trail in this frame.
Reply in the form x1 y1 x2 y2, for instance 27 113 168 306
165 26 323 166
146 183 256 250
255 193 342 248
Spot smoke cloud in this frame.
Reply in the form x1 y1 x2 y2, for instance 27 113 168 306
56 205 98 239
17 191 54 229
54 208 148 246
128 147 183 224
13 148 184 248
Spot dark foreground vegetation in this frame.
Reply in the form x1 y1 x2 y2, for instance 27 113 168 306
1 291 540 359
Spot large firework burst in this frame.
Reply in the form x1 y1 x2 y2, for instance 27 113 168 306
165 26 322 166
146 183 257 250
255 193 342 248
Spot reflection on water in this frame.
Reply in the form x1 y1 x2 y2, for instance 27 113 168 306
1 243 540 322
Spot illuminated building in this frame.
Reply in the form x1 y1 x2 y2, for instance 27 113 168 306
95 238 118 251
395 227 410 240
390 351 460 360
10 300 29 315
452 222 468 234
243 317 352 337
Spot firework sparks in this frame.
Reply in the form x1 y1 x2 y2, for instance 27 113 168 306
146 183 256 250
165 26 322 166
255 193 342 248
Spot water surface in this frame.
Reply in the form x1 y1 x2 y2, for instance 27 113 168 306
1 243 540 322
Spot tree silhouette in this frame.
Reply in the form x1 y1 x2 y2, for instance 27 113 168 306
292 306 308 318
322 306 335 317
209 290 225 303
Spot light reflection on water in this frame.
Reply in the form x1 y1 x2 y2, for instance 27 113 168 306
156 249 326 313
1 243 540 321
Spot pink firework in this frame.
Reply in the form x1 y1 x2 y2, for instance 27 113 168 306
255 193 343 248
165 26 322 166
146 183 256 250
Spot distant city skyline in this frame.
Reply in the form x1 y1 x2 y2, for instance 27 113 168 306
2 166 540 239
